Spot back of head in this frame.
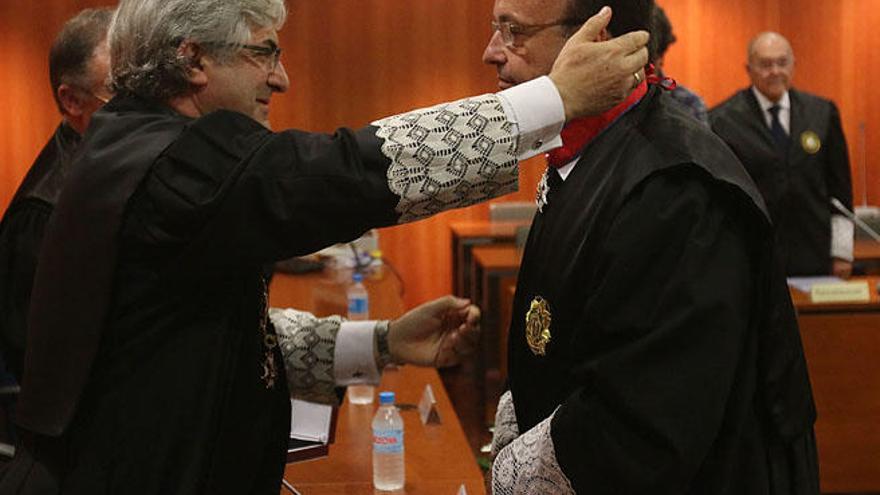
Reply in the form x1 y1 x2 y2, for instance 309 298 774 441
649 5 675 63
565 0 654 38
109 0 287 102
49 8 114 114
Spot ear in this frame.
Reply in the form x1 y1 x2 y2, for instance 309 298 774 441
178 40 209 88
57 84 84 117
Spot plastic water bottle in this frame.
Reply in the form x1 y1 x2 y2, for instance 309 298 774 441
372 391 405 491
347 273 374 404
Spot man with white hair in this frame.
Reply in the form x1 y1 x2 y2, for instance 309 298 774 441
1 0 649 492
711 32 854 278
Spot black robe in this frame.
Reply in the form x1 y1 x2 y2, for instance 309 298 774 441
6 96 402 494
710 88 853 276
0 123 80 381
508 88 818 494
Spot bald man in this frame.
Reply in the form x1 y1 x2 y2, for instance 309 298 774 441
710 32 854 278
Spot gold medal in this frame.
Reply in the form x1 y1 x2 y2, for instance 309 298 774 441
525 297 552 356
800 131 822 155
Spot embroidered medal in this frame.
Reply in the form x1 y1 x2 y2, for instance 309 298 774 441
800 131 822 155
525 297 552 356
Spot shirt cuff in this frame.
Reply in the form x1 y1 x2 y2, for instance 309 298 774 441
497 75 565 160
334 321 382 386
831 214 855 262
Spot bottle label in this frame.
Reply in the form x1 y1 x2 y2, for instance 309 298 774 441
372 428 404 454
348 298 368 315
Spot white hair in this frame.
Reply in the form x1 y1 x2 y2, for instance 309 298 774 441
109 0 287 101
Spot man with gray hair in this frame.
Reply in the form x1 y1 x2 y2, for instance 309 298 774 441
0 7 113 382
1 0 649 493
711 32 854 278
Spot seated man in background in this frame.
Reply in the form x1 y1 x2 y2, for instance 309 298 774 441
0 7 113 382
2 0 649 492
711 32 854 277
483 0 818 493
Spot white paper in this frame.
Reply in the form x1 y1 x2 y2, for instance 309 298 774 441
290 399 333 443
787 276 843 294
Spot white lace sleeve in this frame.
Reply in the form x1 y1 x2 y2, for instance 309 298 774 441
270 308 344 405
372 95 520 223
491 390 520 458
492 412 575 495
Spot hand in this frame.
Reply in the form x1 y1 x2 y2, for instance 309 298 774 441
388 296 481 367
549 6 650 121
832 258 853 278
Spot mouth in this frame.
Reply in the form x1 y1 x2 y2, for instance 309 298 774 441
497 78 515 90
256 97 271 106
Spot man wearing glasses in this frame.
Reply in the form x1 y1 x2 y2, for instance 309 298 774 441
484 1 819 494
1 0 650 492
711 32 854 278
0 7 113 382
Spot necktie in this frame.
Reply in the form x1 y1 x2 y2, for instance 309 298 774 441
768 105 789 153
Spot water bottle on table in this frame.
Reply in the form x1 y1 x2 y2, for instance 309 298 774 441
373 391 405 491
347 272 374 404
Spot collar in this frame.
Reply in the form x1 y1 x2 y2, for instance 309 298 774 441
751 86 790 112
546 65 676 169
546 82 647 168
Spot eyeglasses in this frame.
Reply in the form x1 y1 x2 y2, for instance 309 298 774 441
201 40 283 71
751 57 793 71
491 19 584 48
239 42 283 71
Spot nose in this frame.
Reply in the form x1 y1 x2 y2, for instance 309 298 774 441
268 61 290 93
482 30 507 66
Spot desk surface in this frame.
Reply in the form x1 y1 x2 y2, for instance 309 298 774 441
449 221 527 239
470 244 520 272
270 266 486 494
855 239 880 262
789 277 880 313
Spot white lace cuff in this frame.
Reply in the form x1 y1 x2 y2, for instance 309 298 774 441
270 308 345 405
492 411 575 495
491 390 520 458
831 214 854 261
372 95 520 223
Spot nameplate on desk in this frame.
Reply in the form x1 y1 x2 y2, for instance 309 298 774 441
418 384 441 425
810 281 871 303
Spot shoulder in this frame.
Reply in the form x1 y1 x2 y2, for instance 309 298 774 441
709 89 752 121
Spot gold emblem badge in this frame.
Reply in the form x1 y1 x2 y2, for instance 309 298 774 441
800 131 822 155
525 297 552 356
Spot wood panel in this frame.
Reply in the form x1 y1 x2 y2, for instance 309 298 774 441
1 1 877 308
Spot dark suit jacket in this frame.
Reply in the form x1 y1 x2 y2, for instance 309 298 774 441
710 88 852 276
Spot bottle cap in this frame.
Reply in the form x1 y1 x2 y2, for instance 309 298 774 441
352 272 363 283
379 391 395 405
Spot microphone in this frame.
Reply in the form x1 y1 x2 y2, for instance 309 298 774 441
831 198 880 242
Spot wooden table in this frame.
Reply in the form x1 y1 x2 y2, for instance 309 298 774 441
450 221 528 298
269 266 486 494
789 277 880 494
855 239 880 274
470 245 520 425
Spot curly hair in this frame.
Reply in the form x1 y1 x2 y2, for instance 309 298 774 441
109 0 287 102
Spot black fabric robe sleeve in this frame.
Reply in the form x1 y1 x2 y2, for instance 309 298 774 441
550 170 756 493
0 199 52 380
824 102 853 211
124 110 399 278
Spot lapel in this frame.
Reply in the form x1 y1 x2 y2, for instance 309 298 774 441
786 89 808 162
741 89 779 152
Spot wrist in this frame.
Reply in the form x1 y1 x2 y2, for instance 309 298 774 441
375 320 394 368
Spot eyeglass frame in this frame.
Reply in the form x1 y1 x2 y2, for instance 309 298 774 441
749 56 794 72
491 18 585 48
199 40 284 72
